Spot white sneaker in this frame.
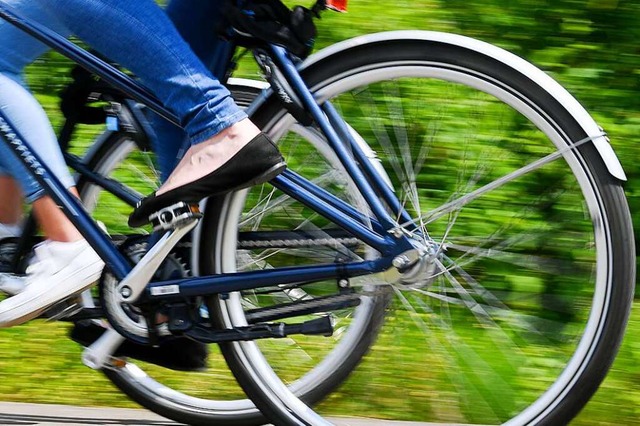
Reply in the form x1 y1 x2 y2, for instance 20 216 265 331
0 273 26 296
0 239 105 327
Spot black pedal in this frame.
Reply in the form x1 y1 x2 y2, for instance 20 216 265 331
167 303 194 334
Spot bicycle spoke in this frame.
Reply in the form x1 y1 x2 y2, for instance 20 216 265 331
396 133 602 231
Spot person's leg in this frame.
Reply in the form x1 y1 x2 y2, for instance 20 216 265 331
0 73 82 242
0 0 82 242
32 189 84 242
0 176 23 240
151 0 228 182
0 1 105 324
166 0 227 73
0 70 104 325
158 0 265 195
0 177 22 225
68 0 221 363
44 0 284 227
46 0 246 143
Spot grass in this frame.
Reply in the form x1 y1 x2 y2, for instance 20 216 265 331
0 302 636 424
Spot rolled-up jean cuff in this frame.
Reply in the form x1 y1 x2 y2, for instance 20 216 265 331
188 110 248 145
24 188 45 204
24 184 75 204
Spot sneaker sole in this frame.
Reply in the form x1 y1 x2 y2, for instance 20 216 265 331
0 259 104 328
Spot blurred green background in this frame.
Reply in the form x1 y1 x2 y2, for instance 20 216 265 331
4 0 639 424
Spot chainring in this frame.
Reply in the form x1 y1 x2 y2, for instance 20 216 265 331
99 238 190 344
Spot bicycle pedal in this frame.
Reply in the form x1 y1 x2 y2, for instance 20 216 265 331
149 202 202 231
82 328 125 370
43 296 83 321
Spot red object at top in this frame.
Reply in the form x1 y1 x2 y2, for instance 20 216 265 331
326 0 348 12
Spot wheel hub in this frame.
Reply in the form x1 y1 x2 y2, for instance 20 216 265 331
383 241 443 289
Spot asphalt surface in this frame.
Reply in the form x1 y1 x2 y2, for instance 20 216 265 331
0 402 174 425
0 402 436 426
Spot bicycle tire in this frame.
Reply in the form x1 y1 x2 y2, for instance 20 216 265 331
200 122 393 409
208 31 635 425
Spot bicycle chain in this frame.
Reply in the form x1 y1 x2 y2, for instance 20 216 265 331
237 237 361 249
246 292 363 323
244 285 392 323
235 237 392 322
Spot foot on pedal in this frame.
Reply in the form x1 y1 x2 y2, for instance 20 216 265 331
128 132 285 228
0 239 104 327
147 202 202 231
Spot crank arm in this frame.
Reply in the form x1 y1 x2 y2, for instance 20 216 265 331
116 212 198 303
82 328 125 370
82 204 199 370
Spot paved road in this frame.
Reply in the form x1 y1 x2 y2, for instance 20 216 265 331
0 402 174 425
0 402 436 426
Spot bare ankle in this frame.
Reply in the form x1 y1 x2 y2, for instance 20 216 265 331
203 118 260 146
32 193 84 242
157 119 262 196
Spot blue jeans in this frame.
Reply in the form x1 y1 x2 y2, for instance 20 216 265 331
0 0 244 201
0 0 75 202
154 0 231 181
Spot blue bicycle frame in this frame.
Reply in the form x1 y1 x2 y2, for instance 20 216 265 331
0 2 416 305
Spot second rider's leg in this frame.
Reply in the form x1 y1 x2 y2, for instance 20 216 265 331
0 72 104 324
0 0 81 244
0 177 23 239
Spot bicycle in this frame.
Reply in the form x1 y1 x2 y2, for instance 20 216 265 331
0 0 635 425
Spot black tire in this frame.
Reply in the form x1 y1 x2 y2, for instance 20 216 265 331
207 33 635 425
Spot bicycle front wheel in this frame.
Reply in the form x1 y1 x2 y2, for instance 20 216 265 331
209 31 635 425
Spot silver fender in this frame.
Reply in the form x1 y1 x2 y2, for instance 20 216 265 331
300 30 627 181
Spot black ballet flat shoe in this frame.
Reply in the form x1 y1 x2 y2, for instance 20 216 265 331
70 321 209 372
128 132 285 227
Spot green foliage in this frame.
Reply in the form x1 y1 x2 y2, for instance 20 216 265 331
25 0 640 275
6 0 639 423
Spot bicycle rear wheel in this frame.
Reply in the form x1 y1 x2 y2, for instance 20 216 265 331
209 32 635 425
